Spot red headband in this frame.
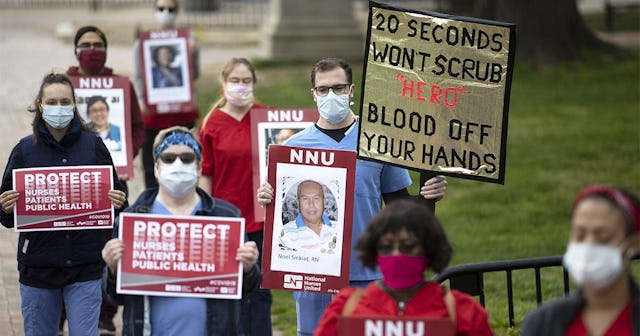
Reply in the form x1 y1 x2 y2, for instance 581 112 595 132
573 185 640 232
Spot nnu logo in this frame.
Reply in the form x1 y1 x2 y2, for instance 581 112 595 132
283 274 303 289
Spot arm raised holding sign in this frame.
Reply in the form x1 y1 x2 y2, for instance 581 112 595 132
256 58 447 335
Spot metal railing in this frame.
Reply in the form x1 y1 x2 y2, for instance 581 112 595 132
432 254 640 328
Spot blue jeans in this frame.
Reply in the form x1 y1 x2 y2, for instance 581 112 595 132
240 230 273 336
20 279 101 336
294 280 371 336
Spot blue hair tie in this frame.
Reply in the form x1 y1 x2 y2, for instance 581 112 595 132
154 132 201 160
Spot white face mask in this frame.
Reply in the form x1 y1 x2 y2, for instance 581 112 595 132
224 83 254 107
315 90 351 124
155 10 177 27
158 160 198 198
42 105 74 129
562 241 625 290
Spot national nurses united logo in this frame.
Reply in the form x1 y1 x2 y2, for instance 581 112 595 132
283 274 303 289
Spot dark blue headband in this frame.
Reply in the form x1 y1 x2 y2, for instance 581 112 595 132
154 131 201 161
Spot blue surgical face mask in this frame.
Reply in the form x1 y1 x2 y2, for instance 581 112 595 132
315 90 351 124
41 105 75 129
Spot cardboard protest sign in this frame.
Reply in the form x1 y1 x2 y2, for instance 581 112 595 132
250 108 319 222
262 145 355 294
12 166 114 232
338 316 455 336
117 213 245 299
71 76 134 179
358 1 516 184
139 28 197 115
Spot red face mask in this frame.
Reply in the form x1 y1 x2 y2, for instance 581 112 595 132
377 255 428 290
77 49 106 75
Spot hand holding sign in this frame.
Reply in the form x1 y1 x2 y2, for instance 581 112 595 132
102 238 125 274
0 190 19 213
236 241 259 273
107 189 127 209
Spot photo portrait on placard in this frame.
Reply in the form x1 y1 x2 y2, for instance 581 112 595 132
76 91 128 167
142 38 190 104
151 44 183 89
270 164 347 277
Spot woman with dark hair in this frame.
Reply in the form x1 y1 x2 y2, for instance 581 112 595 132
521 185 640 336
86 95 121 152
314 199 493 336
151 45 183 88
0 72 127 336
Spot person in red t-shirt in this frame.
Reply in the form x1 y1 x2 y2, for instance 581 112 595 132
198 57 271 335
314 199 493 336
521 185 640 336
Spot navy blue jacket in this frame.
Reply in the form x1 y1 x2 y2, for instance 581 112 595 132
0 117 125 288
103 187 261 335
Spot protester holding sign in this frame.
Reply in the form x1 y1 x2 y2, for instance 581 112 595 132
0 72 127 336
135 0 200 189
67 25 144 164
101 126 261 335
314 199 492 335
66 24 144 333
197 57 271 335
256 57 447 335
521 185 640 335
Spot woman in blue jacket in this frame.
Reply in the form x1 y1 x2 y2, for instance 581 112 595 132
101 126 261 335
0 72 127 336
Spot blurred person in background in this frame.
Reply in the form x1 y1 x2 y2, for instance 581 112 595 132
66 25 145 334
521 185 639 336
135 0 200 189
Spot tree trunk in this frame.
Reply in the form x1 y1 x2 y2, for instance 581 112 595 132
443 0 618 66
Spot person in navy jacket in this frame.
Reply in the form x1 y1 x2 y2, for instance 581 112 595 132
0 72 127 336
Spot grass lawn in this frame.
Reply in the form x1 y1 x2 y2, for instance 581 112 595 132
194 43 639 336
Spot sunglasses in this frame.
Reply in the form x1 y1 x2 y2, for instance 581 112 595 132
157 6 176 13
159 152 197 164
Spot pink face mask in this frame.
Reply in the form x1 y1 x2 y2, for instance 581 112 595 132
77 49 106 75
224 83 253 107
376 255 428 290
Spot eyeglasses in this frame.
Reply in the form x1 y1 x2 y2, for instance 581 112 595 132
157 6 176 13
158 152 197 164
312 84 350 97
76 42 106 51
